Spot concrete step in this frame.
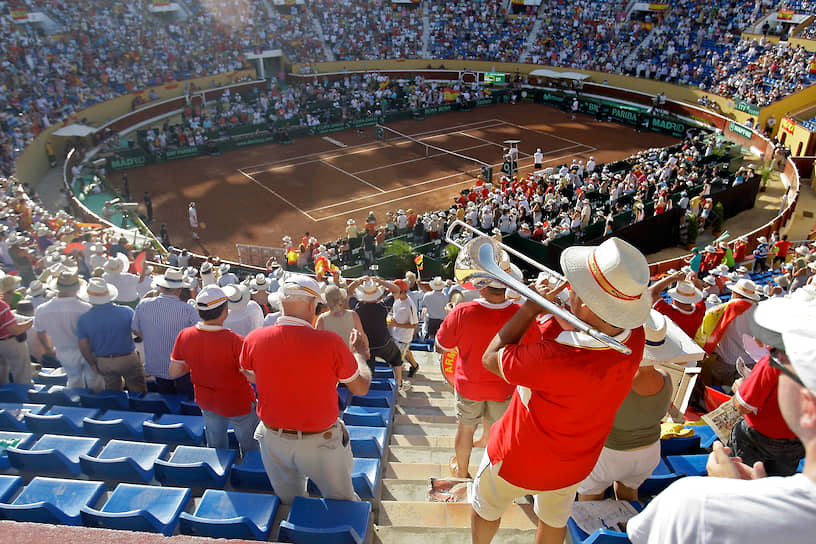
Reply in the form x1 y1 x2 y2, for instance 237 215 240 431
393 422 458 437
395 403 455 417
384 462 479 480
388 446 485 465
391 435 466 448
377 500 537 531
374 526 537 544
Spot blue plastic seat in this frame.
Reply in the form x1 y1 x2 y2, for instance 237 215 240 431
0 475 23 502
0 477 105 525
143 414 205 445
278 496 371 544
369 378 396 391
179 489 280 541
6 434 102 476
28 386 91 407
567 501 642 543
0 383 45 403
308 458 380 500
342 406 390 427
79 440 168 483
23 406 101 435
684 424 717 449
0 431 35 470
83 410 155 441
373 367 394 380
0 403 47 432
80 483 192 535
230 450 273 491
130 392 185 414
659 433 701 456
36 367 68 387
154 445 236 488
180 400 202 416
638 458 682 497
347 426 387 459
350 389 394 408
665 454 709 477
79 390 130 411
337 388 351 411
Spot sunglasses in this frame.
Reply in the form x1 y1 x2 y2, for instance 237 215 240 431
769 349 806 389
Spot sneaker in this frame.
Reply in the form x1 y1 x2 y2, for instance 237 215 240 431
399 381 412 394
407 364 419 378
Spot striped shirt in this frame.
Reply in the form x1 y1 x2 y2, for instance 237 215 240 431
133 293 198 379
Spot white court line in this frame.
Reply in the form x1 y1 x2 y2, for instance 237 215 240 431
308 149 596 220
351 142 496 175
237 170 315 220
241 119 502 171
320 160 386 193
493 119 588 148
247 123 507 175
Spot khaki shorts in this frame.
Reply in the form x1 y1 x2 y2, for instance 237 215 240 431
472 451 580 527
454 390 510 427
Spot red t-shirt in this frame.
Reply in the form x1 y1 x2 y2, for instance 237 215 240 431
171 324 255 417
653 299 706 339
774 240 793 258
436 299 536 402
487 319 644 490
738 355 797 439
240 316 358 432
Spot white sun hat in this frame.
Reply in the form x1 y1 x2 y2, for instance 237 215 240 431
560 237 651 329
725 278 761 301
667 280 703 304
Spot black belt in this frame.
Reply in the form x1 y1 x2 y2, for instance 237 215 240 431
98 351 135 358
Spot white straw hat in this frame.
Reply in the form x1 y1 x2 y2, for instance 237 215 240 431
224 283 251 310
667 281 703 304
560 237 651 329
355 279 384 302
429 277 445 291
725 278 761 301
82 278 118 305
641 310 684 365
153 268 191 289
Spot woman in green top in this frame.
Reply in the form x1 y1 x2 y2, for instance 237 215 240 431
577 311 681 502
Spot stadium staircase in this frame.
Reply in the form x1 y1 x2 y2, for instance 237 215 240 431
373 350 538 543
260 0 274 18
421 6 431 58
518 8 545 64
312 15 336 62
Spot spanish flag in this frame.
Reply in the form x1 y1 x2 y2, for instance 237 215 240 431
443 88 461 103
778 9 794 20
414 254 424 271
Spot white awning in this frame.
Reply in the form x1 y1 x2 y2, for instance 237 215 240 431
529 69 591 81
53 124 97 137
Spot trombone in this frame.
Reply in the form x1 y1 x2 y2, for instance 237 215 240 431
445 220 632 354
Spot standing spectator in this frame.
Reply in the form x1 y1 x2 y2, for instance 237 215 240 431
169 285 258 454
143 192 153 222
436 270 538 480
650 274 706 339
347 277 406 389
315 285 367 351
240 275 371 503
773 234 793 268
533 148 543 170
696 278 761 386
35 272 104 390
103 257 150 308
389 279 419 387
223 283 264 337
0 291 33 385
578 311 678 502
77 278 147 393
362 229 375 269
217 264 238 287
474 238 649 544
132 268 198 397
753 236 769 272
421 277 448 343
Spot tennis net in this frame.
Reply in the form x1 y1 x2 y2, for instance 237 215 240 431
375 124 492 181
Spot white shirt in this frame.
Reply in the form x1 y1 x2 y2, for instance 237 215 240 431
390 296 418 344
189 206 199 228
224 301 264 337
533 150 544 165
34 296 91 352
103 271 147 302
629 474 816 544
422 290 448 320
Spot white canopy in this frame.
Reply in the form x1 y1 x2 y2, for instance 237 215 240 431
529 69 591 81
53 124 97 137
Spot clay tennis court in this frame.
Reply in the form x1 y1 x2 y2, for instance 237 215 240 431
126 102 680 259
